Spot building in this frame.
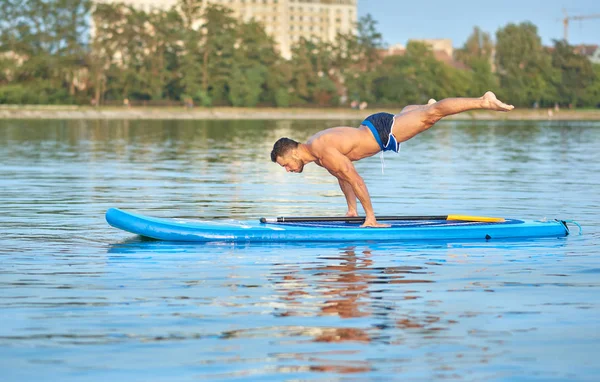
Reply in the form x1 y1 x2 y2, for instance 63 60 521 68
94 0 358 59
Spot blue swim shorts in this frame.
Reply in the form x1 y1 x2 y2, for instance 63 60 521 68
361 112 400 152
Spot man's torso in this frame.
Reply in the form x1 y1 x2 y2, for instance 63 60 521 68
307 126 381 164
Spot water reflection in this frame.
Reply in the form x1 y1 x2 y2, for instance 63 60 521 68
273 246 376 320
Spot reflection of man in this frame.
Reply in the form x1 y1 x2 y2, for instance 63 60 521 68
318 247 373 319
273 246 374 320
272 246 374 353
271 92 514 227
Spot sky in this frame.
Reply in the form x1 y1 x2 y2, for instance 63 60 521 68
358 0 600 48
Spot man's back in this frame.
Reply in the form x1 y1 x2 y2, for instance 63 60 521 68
306 126 381 163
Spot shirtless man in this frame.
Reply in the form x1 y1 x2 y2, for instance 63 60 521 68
270 91 514 227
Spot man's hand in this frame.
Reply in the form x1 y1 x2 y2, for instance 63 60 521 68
361 218 391 228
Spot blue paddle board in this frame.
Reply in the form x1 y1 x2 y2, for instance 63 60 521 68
105 208 570 242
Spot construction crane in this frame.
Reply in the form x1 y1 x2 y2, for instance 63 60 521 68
562 10 600 42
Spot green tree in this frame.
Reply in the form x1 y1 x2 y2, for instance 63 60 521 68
456 26 494 63
92 3 182 102
98 5 152 101
198 4 238 104
288 38 340 105
455 27 498 96
495 22 554 107
289 39 319 104
229 20 279 106
582 64 600 107
371 42 471 106
178 0 206 103
0 0 91 104
334 14 384 104
355 14 383 72
144 8 182 100
551 40 596 107
90 2 123 104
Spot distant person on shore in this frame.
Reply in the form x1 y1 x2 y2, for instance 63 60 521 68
270 91 514 228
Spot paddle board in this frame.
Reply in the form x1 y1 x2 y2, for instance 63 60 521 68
105 208 570 242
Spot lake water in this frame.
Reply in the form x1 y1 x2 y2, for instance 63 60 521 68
1 118 599 381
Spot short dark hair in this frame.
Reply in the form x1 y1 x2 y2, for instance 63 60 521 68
270 138 299 162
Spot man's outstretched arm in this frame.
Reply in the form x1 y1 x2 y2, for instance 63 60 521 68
319 148 389 228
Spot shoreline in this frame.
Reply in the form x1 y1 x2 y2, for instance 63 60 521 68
1 105 600 121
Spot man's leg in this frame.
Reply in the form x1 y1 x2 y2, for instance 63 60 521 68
391 91 514 143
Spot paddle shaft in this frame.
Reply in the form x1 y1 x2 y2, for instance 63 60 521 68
260 215 505 223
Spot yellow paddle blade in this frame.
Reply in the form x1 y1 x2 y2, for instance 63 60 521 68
446 215 506 223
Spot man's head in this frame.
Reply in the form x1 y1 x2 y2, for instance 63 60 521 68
270 137 304 173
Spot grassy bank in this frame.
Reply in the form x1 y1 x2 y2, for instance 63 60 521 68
1 105 600 121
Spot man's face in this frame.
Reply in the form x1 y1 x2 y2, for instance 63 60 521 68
276 152 304 173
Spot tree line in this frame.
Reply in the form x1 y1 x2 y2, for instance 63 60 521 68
0 0 598 108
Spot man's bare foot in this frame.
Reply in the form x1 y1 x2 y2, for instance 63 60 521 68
428 98 437 105
482 91 514 112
